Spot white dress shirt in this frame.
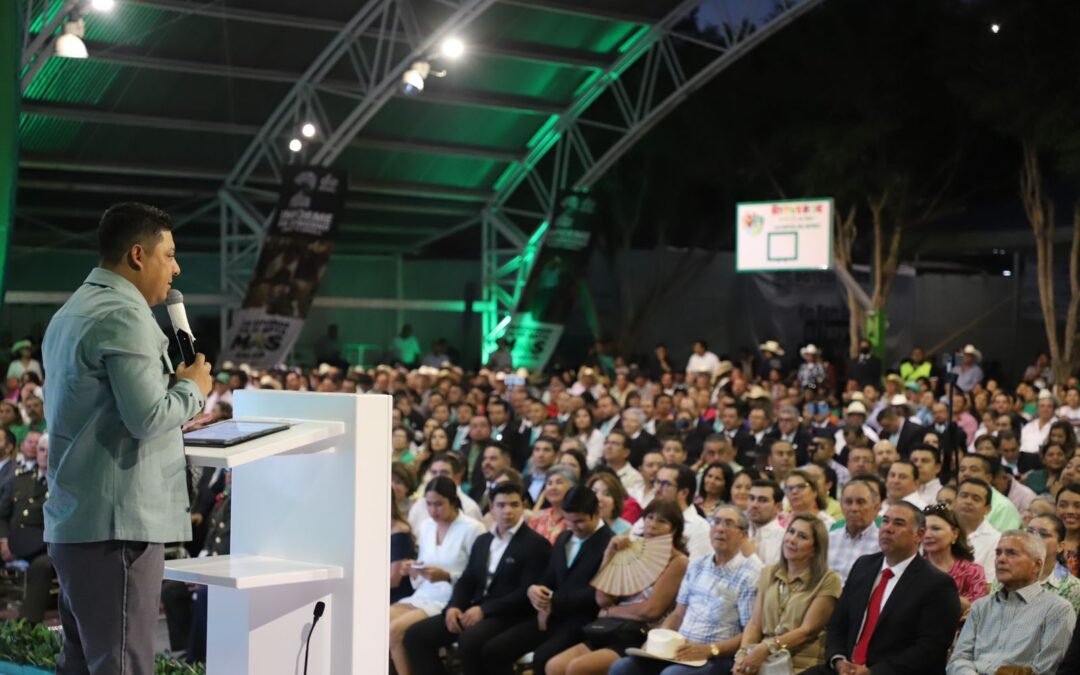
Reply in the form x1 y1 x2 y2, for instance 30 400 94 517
917 478 944 505
967 518 1002 584
408 487 484 532
613 462 644 494
629 482 657 509
1020 417 1056 453
876 553 918 608
749 518 785 566
686 351 721 377
486 520 523 589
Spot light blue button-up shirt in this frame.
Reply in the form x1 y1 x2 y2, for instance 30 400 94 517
42 267 204 544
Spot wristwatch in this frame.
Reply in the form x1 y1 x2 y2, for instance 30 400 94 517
710 643 720 657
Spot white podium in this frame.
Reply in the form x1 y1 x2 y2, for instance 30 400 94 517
163 391 391 675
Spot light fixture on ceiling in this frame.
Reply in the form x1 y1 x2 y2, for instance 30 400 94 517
401 61 431 95
55 19 89 59
301 122 317 138
288 138 302 152
990 23 1000 34
440 37 465 60
91 0 116 11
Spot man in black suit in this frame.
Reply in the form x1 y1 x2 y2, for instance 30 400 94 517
806 501 960 675
487 399 524 468
467 441 514 512
403 483 551 675
478 486 613 675
927 402 968 484
764 405 814 466
877 407 926 459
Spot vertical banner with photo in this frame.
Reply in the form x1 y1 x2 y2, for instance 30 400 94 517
221 166 347 367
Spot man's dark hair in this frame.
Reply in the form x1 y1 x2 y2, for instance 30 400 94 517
750 479 783 504
1 429 15 451
561 485 599 516
889 459 917 480
962 453 995 477
973 434 999 452
487 398 510 415
98 202 172 265
910 444 939 463
959 478 993 506
490 481 525 501
876 407 897 423
661 463 697 502
534 435 559 451
483 440 512 459
888 500 926 529
848 473 885 500
431 452 464 477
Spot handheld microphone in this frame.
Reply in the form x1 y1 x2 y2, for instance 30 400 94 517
166 289 196 367
303 601 326 675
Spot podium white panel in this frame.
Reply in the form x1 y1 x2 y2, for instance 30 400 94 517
166 391 391 675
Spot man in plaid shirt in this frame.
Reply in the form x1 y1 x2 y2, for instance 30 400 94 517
610 504 761 674
829 478 882 583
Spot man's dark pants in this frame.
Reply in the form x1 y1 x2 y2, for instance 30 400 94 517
49 541 164 675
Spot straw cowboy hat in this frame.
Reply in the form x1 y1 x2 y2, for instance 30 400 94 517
800 344 820 358
846 401 868 416
961 344 982 363
759 340 785 356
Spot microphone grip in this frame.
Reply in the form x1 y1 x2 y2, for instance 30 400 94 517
176 330 196 367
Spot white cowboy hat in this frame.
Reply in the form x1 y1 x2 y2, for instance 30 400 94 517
759 340 785 356
747 385 772 400
625 629 707 668
800 344 820 357
846 401 868 416
962 344 982 362
889 394 915 413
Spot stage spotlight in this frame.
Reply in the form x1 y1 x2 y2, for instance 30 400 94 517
288 138 302 152
990 23 1000 34
441 37 465 59
55 19 88 59
401 61 430 95
92 0 116 11
301 123 316 138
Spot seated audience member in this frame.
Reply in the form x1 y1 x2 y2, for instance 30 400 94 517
390 476 486 675
958 454 1022 533
805 502 961 675
529 465 580 544
1056 482 1080 576
630 449 664 509
588 470 633 535
767 440 798 484
1021 495 1056 528
661 438 689 467
871 440 899 479
632 463 711 559
392 461 419 517
845 445 877 483
1017 513 1080 613
527 436 561 504
555 445 588 482
947 529 1075 675
735 514 841 674
909 445 943 505
882 460 928 513
828 479 882 584
546 499 690 675
470 441 515 511
1019 393 1058 454
1061 619 1080 673
477 487 614 675
403 483 551 675
695 461 734 516
391 498 416 604
993 455 1037 514
955 478 1003 584
0 437 52 623
937 484 958 509
1024 441 1069 496
729 468 760 513
408 453 484 530
780 469 835 529
604 430 645 494
921 504 988 618
609 505 762 675
746 479 785 566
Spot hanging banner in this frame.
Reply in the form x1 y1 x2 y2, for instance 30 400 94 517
221 166 346 366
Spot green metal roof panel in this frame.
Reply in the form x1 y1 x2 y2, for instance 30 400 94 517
336 146 505 190
366 99 544 150
446 56 588 100
18 114 83 154
21 58 121 104
474 4 641 52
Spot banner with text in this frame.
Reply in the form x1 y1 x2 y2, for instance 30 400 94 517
736 198 833 272
221 166 346 366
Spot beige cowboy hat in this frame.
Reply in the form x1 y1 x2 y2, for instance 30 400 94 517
800 344 820 358
846 401 868 416
759 340 785 356
961 344 982 362
625 629 707 668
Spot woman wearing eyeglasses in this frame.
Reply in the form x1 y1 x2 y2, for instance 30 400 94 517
779 469 835 530
734 513 841 674
921 505 987 620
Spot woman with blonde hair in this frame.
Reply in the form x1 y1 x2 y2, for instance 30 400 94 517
734 513 841 673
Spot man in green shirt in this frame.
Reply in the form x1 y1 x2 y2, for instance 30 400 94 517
42 203 212 675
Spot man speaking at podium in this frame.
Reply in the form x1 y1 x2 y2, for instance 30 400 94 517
42 203 213 675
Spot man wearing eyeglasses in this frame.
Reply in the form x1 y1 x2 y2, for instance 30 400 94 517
610 505 762 675
632 463 711 559
764 406 812 465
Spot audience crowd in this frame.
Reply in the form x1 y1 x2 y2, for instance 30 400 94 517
4 332 1080 673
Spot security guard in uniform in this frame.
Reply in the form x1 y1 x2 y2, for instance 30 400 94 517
0 438 53 623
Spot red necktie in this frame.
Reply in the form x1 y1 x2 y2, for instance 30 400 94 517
852 568 894 665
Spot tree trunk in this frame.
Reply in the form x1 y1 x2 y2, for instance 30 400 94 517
868 191 904 312
834 205 862 358
1020 142 1067 382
